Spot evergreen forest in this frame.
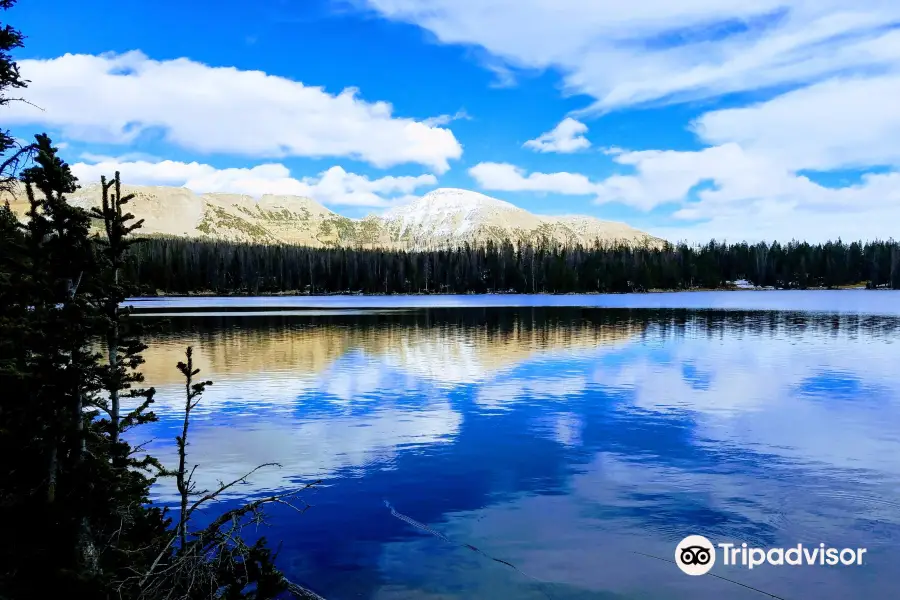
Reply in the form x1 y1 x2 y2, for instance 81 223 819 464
125 236 900 295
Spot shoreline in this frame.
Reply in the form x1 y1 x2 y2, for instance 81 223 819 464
139 285 878 298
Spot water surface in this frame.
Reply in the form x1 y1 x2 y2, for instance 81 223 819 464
128 290 900 316
135 297 900 600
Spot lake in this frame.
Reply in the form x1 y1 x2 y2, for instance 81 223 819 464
133 292 900 600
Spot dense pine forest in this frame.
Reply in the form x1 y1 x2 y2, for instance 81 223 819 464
125 236 900 295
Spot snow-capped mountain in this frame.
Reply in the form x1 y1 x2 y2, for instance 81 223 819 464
382 188 535 245
3 184 664 249
381 188 663 249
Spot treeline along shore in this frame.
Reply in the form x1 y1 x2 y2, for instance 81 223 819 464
125 236 900 295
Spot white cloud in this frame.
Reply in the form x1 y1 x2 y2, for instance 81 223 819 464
79 151 161 163
691 74 900 172
422 108 472 127
592 139 900 241
9 51 462 173
361 0 900 113
71 159 437 207
469 148 900 242
484 60 519 89
523 118 590 153
468 162 597 195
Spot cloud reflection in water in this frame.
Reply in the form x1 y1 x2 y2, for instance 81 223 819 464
135 309 900 600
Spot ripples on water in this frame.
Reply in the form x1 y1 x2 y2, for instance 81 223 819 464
133 304 900 600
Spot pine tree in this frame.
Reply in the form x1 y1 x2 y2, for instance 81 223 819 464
0 7 318 596
1 134 109 593
91 172 152 448
1 138 320 599
1 0 33 190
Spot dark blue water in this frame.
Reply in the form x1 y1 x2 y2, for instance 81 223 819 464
134 298 900 600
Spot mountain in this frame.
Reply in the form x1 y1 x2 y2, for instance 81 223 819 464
2 183 664 249
382 188 662 248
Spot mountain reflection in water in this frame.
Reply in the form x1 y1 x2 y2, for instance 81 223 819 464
133 308 900 600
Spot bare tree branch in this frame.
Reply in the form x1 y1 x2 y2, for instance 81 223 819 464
119 345 323 599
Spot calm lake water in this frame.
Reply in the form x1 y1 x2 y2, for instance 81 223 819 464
134 292 900 600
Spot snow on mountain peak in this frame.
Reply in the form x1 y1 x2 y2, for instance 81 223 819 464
383 188 527 242
417 188 519 210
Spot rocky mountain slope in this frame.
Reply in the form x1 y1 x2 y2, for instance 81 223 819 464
2 183 664 249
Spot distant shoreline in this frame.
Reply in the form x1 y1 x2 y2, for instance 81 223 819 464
139 284 880 298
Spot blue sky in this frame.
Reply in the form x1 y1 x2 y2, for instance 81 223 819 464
7 0 900 242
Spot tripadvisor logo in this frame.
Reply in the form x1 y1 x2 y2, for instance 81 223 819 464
676 535 716 575
675 535 867 575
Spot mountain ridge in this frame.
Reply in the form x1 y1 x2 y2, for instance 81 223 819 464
2 183 665 249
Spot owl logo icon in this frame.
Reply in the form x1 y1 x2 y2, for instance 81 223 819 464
675 535 716 575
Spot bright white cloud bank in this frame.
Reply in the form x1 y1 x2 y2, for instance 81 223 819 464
470 149 900 242
72 159 436 207
691 75 900 172
9 51 462 173
523 118 590 153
